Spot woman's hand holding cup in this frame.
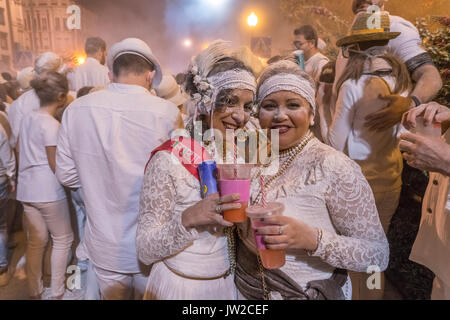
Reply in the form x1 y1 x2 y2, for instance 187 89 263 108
254 216 319 252
181 193 241 229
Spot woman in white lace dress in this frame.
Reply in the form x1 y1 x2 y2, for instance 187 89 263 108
136 41 257 300
235 60 389 300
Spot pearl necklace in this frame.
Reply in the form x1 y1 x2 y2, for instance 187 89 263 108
254 131 314 204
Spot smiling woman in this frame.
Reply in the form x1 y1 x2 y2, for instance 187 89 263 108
136 40 258 300
259 91 313 150
234 59 390 300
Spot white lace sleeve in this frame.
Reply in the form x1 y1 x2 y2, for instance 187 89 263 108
136 151 199 265
312 153 389 273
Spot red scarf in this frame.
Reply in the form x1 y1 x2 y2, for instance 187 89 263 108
145 136 211 180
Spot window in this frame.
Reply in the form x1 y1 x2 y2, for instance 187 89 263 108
0 8 5 26
42 17 47 31
27 14 31 31
0 32 8 50
55 17 60 31
1 55 10 67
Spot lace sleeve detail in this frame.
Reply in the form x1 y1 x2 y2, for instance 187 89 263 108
136 151 199 265
312 152 389 273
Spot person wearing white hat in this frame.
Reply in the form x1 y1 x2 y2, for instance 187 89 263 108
8 52 65 150
67 37 110 92
155 73 187 109
55 38 181 300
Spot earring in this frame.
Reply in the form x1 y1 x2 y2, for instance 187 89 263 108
310 119 315 126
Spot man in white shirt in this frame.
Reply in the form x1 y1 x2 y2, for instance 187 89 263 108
293 25 329 84
334 0 443 131
399 102 450 299
65 37 109 282
56 38 181 300
67 37 110 92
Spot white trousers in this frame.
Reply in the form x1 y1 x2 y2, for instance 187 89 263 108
92 264 148 300
23 199 74 297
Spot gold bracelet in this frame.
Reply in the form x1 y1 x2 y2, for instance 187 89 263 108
306 228 322 257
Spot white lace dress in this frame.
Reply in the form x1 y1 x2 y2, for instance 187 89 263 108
136 150 237 300
240 138 389 300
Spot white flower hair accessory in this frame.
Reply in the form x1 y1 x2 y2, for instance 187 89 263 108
186 40 256 120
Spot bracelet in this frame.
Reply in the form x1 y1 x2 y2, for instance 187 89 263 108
306 228 323 256
410 95 421 107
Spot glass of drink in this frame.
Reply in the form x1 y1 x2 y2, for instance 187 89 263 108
414 117 442 137
217 164 252 223
246 202 286 269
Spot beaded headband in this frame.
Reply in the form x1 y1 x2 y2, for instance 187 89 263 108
258 73 316 115
192 68 256 116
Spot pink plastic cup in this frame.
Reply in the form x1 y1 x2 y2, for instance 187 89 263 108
217 164 252 223
246 202 286 269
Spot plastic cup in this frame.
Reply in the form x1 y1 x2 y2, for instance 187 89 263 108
217 164 252 223
414 117 442 137
246 202 286 269
294 50 305 71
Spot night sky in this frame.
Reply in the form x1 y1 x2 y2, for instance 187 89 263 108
74 0 293 73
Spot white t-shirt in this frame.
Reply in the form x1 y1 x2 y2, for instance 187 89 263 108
67 57 110 92
305 52 329 84
8 89 40 148
17 111 66 202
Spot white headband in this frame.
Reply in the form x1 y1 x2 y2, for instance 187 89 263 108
258 73 316 115
192 69 256 116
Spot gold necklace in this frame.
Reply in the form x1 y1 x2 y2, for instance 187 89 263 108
254 131 314 204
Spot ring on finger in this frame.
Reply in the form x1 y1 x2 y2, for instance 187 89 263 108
278 226 283 235
215 205 223 214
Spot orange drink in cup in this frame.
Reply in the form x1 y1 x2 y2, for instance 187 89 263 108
246 202 286 269
217 164 252 223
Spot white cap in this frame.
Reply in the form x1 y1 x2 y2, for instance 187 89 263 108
107 38 163 87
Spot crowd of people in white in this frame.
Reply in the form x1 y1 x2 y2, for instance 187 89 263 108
0 0 448 300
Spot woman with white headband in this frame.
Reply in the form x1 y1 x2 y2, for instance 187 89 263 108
136 41 257 299
234 59 389 300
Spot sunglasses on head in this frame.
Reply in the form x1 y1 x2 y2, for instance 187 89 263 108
342 44 360 58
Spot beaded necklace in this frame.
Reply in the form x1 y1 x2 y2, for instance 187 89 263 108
254 131 314 204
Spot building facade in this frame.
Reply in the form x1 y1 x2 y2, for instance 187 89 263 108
0 0 94 72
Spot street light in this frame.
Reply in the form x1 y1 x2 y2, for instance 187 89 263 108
247 12 258 27
183 39 192 48
75 54 86 66
204 0 225 7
